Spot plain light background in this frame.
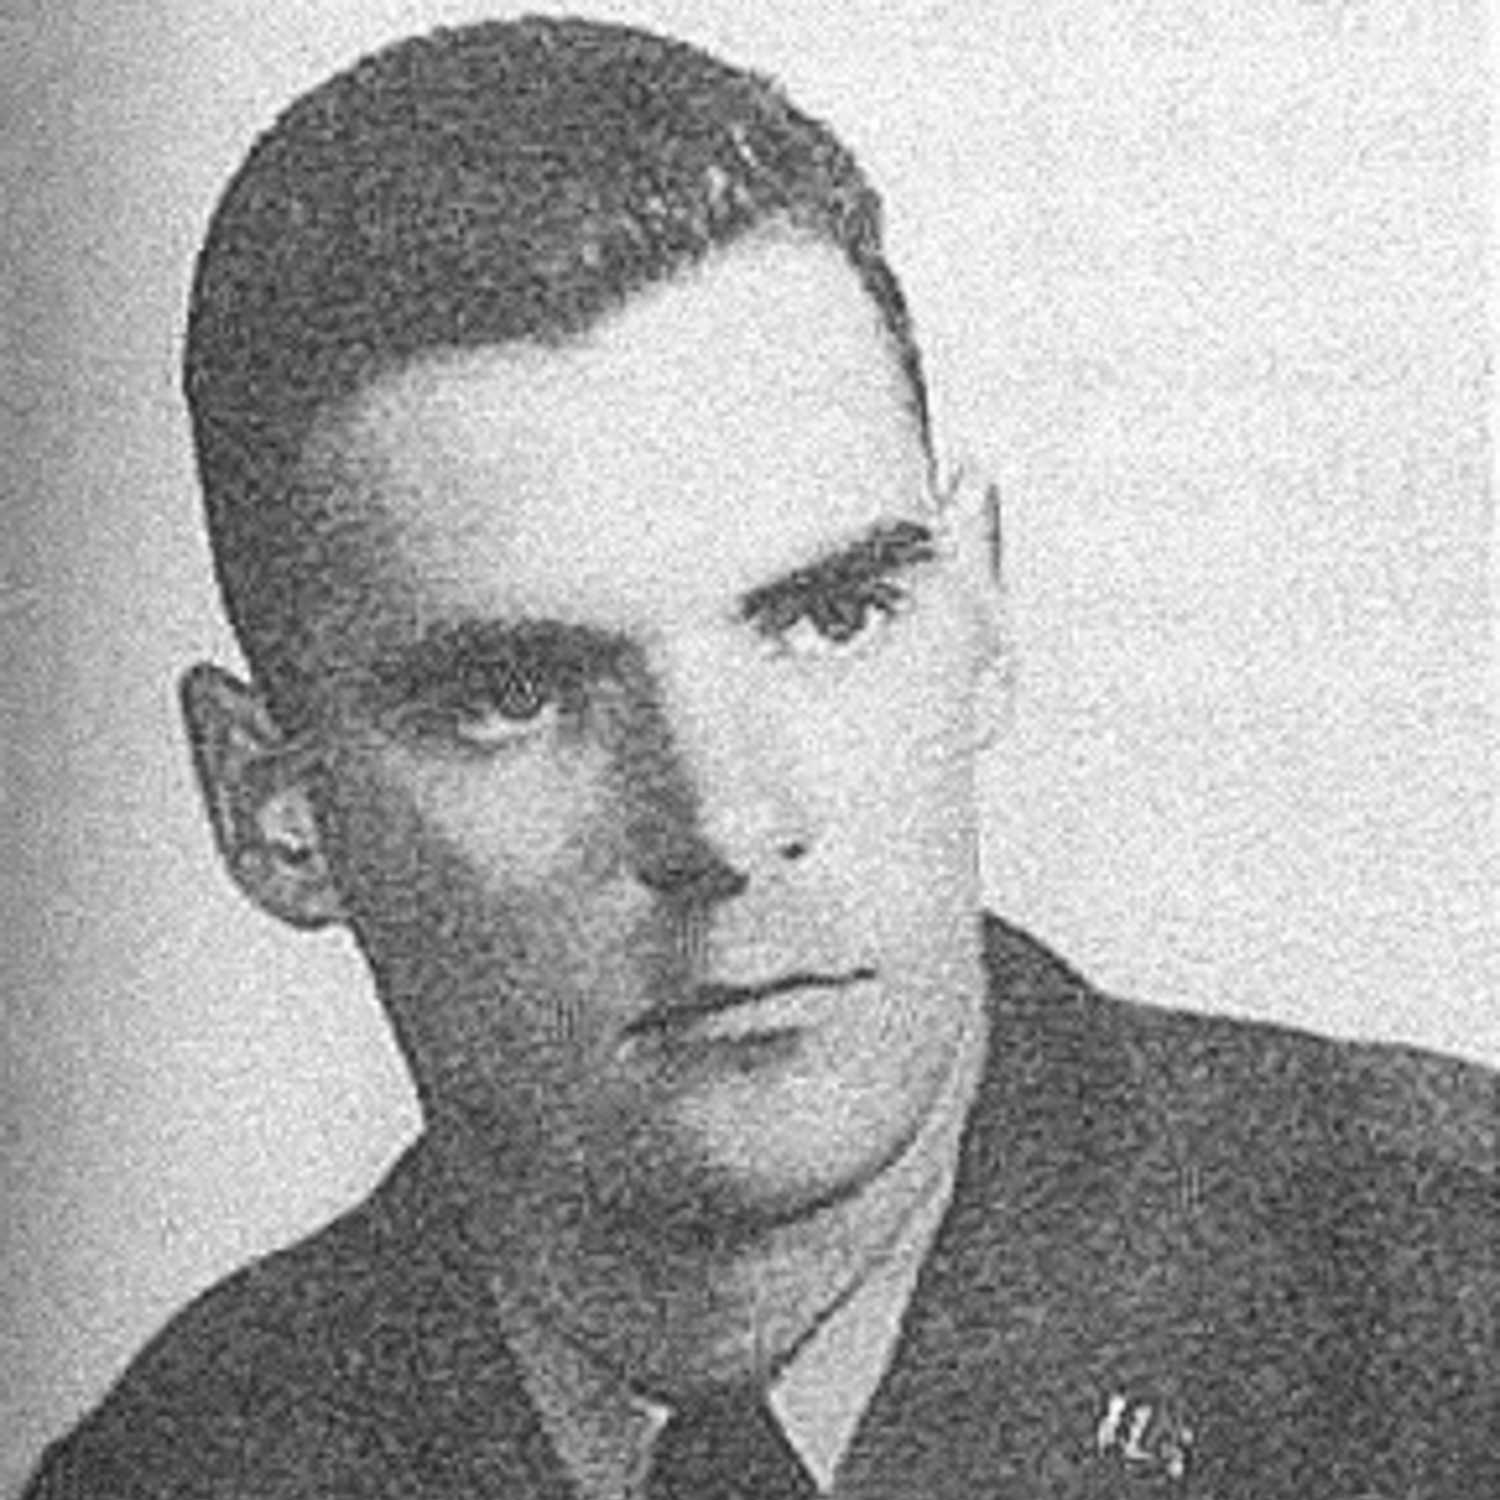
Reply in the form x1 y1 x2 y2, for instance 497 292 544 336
3 0 1492 1487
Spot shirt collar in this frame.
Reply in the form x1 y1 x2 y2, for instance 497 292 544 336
493 999 986 1498
766 1110 960 1488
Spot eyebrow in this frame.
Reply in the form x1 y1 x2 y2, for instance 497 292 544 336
363 519 938 704
738 519 937 624
366 619 617 706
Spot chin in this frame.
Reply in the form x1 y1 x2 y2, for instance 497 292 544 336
593 1155 889 1254
587 1080 927 1252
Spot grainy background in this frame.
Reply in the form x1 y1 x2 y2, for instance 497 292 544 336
2 0 1491 1488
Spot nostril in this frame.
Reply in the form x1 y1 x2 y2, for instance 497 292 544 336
635 844 749 903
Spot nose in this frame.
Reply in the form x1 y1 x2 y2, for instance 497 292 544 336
620 635 812 902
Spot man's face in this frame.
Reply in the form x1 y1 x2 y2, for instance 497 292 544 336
289 237 995 1239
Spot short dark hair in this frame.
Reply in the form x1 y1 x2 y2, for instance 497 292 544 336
184 15 930 719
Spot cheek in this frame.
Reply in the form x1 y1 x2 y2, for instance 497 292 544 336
318 746 652 1031
431 750 623 883
794 613 985 952
801 607 981 815
329 743 624 896
319 753 656 1099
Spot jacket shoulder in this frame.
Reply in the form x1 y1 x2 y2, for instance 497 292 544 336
984 910 1494 1183
1109 990 1496 1313
1107 984 1495 1177
21 1147 540 1499
1016 930 1498 1305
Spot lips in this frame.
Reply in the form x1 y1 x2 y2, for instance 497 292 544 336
629 967 877 1037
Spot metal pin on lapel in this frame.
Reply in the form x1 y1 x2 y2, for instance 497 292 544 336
1095 1392 1193 1483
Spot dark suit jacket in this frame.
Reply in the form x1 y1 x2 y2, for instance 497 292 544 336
24 918 1498 1497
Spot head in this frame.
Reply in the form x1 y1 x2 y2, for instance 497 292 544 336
182 18 1003 1264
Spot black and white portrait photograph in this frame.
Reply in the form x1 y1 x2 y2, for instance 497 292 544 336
4 2 1494 1495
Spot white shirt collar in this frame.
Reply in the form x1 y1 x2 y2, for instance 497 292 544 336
766 1129 958 1488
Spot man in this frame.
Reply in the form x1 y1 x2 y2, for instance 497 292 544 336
25 16 1494 1498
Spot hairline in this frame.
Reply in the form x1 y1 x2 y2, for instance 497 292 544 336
296 219 931 471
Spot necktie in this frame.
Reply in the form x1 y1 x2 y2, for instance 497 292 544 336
645 1391 819 1500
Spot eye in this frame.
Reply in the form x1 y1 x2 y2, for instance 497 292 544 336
414 660 569 750
768 579 909 656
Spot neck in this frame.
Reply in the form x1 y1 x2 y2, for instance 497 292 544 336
458 989 989 1400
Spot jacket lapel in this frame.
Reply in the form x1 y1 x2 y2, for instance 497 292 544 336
356 1146 582 1500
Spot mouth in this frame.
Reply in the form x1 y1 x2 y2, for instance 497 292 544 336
628 967 878 1038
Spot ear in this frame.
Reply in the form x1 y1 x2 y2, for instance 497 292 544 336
938 465 1014 747
178 663 346 930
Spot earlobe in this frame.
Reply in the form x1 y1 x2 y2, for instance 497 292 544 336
178 663 346 930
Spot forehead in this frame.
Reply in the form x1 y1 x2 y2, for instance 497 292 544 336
303 236 928 637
